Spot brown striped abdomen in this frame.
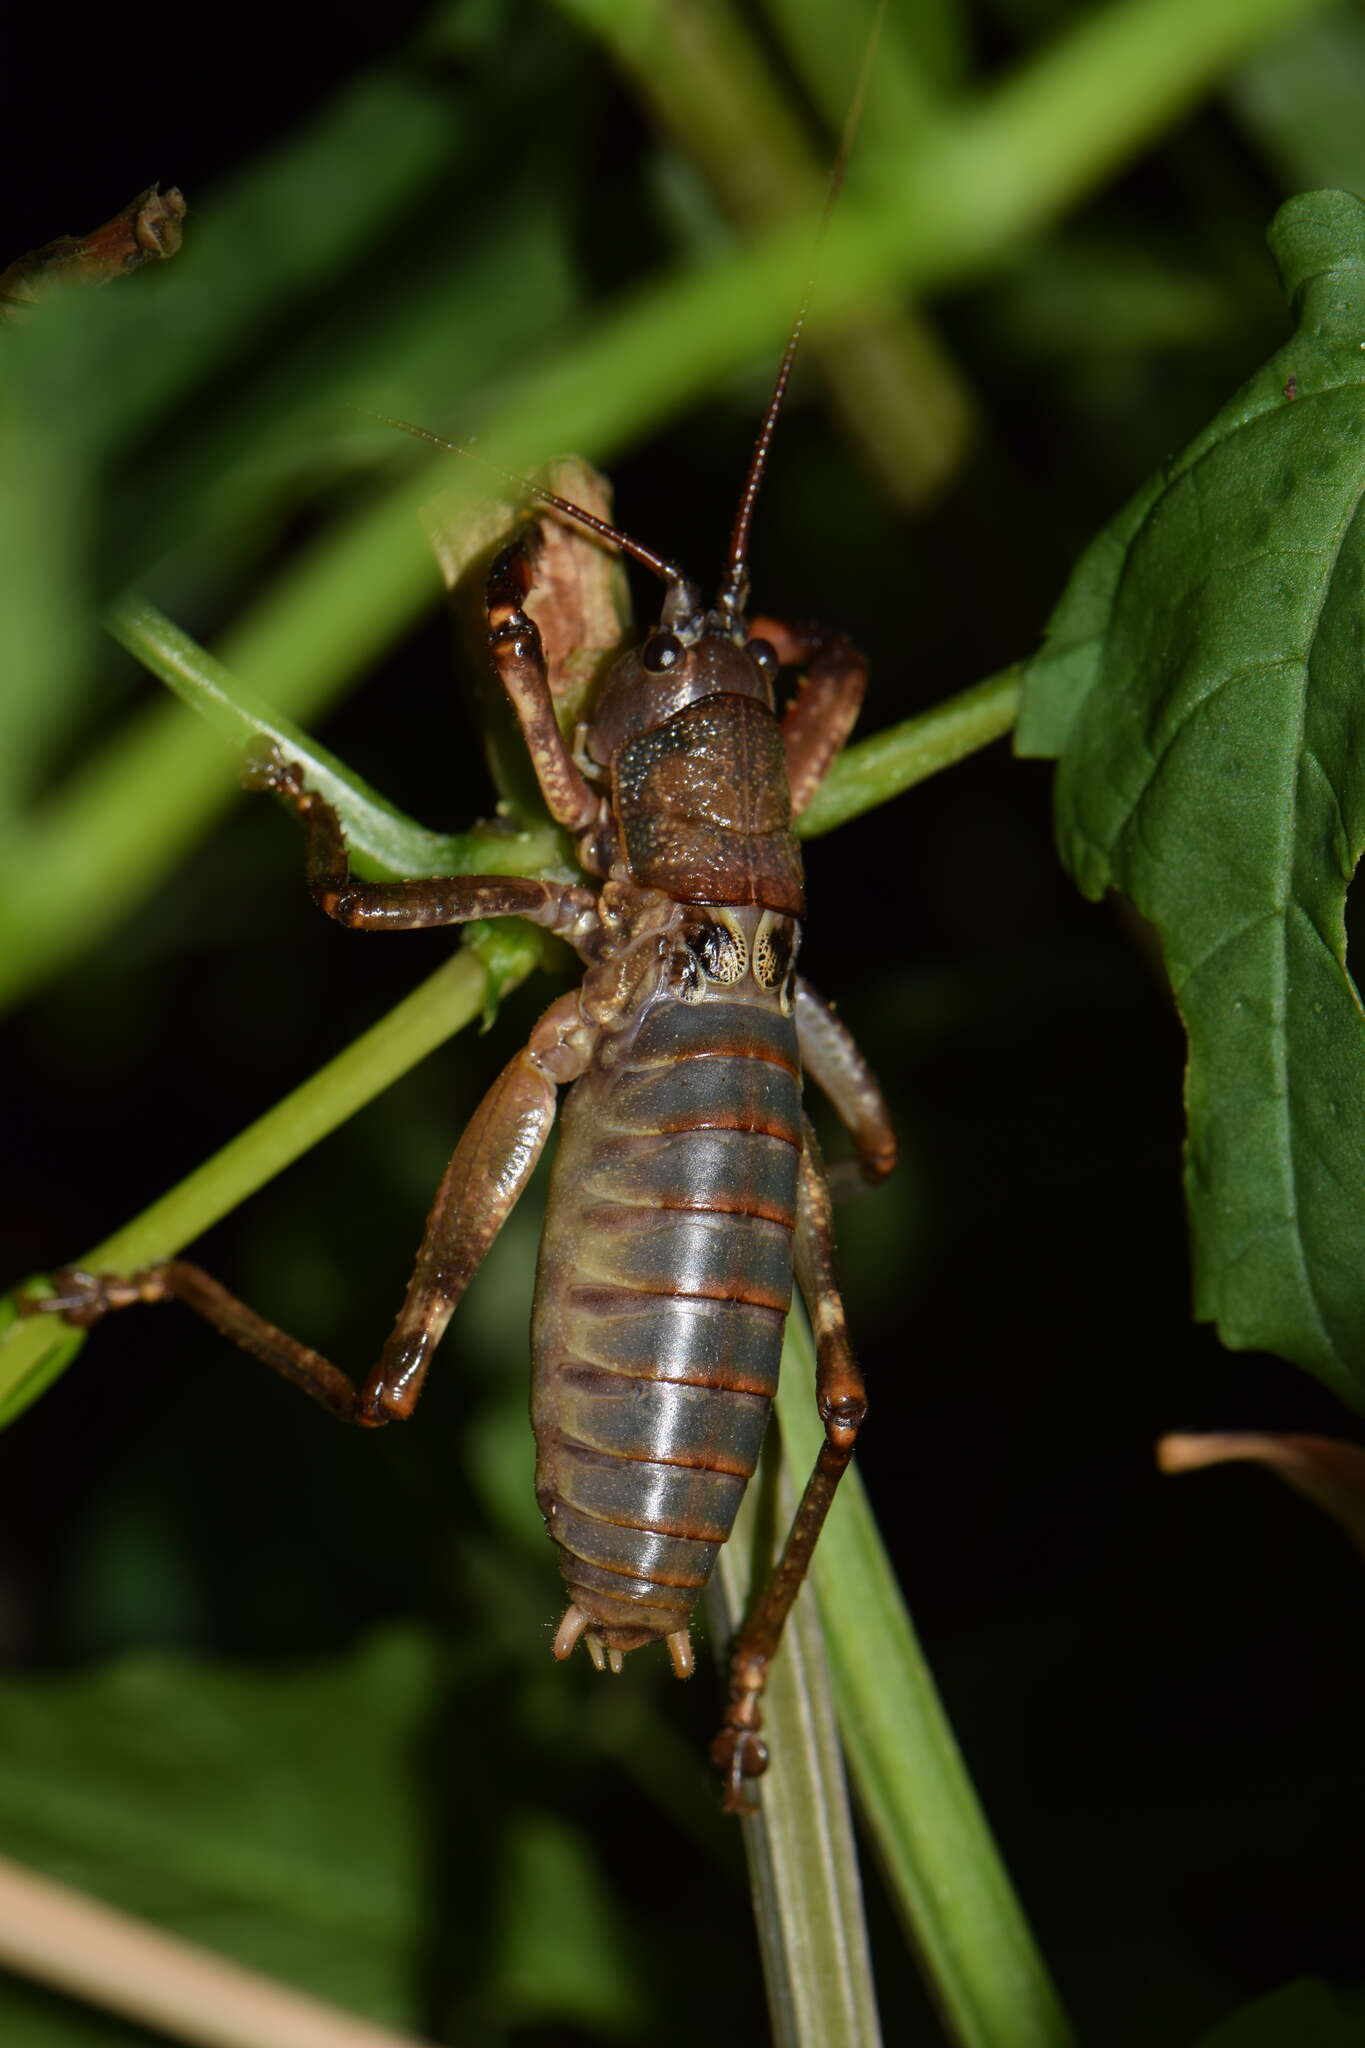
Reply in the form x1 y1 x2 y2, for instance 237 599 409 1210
531 986 801 1650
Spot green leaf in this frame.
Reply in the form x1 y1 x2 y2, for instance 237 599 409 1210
1011 474 1164 760
1194 1977 1365 2047
1017 188 1365 1404
0 1631 439 2031
0 1979 150 2046
0 1626 651 2043
484 1809 646 2035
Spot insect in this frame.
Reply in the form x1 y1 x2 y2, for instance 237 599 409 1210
25 203 894 1830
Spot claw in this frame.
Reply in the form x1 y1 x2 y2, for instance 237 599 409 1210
240 736 289 792
711 1727 768 1815
21 1268 155 1328
17 1271 96 1322
241 739 309 808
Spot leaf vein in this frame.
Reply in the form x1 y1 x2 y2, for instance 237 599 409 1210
1273 469 1365 1356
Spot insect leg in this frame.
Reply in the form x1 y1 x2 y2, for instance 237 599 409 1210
30 990 596 1427
245 748 600 950
711 1119 867 1814
748 615 867 818
487 532 603 846
794 977 896 1184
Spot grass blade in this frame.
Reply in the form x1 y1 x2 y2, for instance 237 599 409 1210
714 1384 884 2048
774 1318 1075 2048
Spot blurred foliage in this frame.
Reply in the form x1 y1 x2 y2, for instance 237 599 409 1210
5 0 1365 2044
0 1632 440 2037
1194 1979 1365 2046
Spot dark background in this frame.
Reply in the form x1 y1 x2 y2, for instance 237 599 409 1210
3 2 1365 2043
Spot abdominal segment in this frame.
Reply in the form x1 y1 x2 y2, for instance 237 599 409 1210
531 989 802 1653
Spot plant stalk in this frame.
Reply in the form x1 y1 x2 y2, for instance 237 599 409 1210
799 666 1022 838
0 941 534 1426
0 1852 434 2048
0 0 1322 1008
712 1385 884 2048
774 1319 1075 2048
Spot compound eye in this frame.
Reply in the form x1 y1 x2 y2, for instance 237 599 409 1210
641 629 684 675
745 636 778 679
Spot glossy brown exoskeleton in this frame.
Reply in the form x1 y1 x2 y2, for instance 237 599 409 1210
29 360 895 1812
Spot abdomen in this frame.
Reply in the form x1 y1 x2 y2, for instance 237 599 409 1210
531 985 801 1652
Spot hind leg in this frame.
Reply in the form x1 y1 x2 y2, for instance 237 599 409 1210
28 990 596 1425
712 1120 867 1813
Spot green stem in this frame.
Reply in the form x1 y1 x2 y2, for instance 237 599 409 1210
928 0 1326 255
106 595 563 883
799 666 1022 839
0 460 547 1014
0 0 1322 1011
558 0 975 505
713 1388 883 2048
774 1319 1075 2048
758 0 958 123
0 939 536 1427
540 0 1330 387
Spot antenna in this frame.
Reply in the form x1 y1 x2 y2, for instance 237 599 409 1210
366 411 688 589
717 0 888 625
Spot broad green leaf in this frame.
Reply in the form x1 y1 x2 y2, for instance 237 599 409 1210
0 1631 438 2029
484 1809 646 2035
0 1977 151 2046
0 1626 652 2044
1017 188 1365 1405
1194 1977 1365 2047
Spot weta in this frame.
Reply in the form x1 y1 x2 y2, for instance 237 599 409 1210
28 351 894 1813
